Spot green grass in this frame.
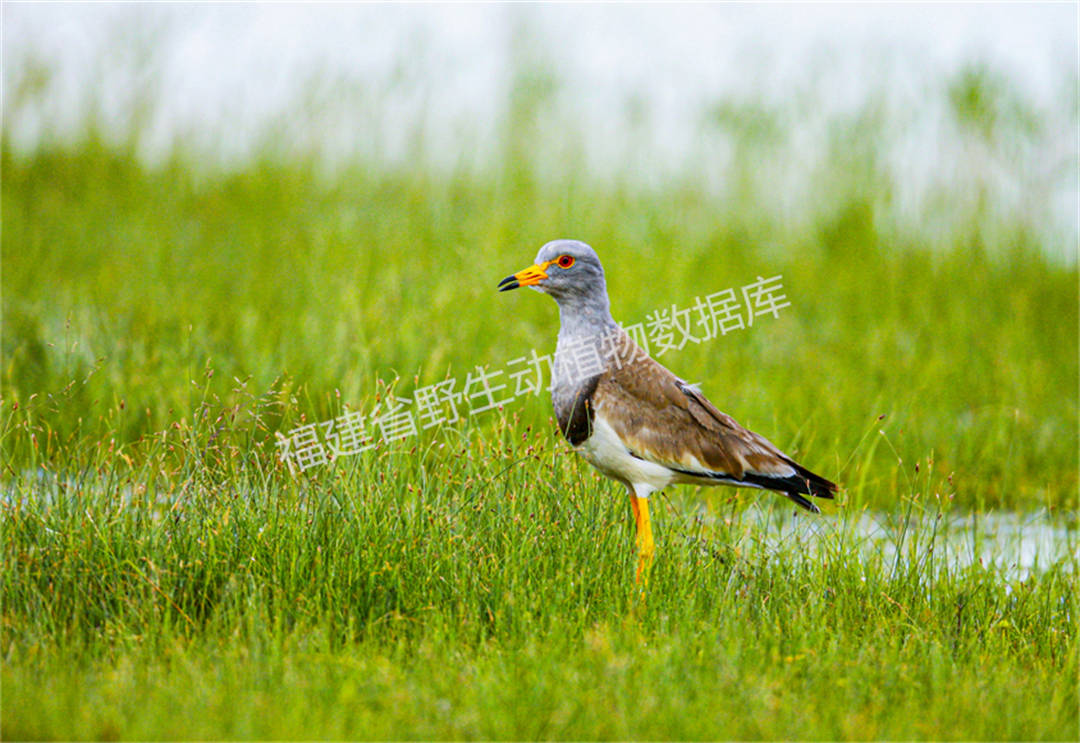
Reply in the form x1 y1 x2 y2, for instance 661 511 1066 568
2 57 1078 738
2 411 1076 739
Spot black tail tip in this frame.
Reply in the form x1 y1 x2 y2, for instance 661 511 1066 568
785 490 822 513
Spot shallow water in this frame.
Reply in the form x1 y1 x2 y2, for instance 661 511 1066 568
689 504 1078 582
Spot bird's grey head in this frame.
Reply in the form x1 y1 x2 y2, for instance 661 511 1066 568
498 239 607 302
498 239 615 335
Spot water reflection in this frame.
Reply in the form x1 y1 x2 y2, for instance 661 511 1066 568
689 503 1078 581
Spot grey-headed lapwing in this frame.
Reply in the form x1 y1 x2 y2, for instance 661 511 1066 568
498 239 837 582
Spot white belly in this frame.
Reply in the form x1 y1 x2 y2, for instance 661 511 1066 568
577 414 675 495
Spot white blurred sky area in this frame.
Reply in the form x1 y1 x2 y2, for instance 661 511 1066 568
3 3 1078 254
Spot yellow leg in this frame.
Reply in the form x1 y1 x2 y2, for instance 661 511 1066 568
632 495 655 584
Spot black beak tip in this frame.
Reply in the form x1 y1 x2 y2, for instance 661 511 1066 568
497 275 519 292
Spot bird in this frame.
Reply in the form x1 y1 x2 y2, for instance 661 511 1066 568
498 239 838 583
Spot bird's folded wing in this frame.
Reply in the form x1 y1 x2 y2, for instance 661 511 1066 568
593 354 798 480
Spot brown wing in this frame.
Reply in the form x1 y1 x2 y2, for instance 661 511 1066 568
593 352 798 479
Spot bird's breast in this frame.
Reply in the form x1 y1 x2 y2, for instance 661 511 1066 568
577 412 676 492
551 373 600 446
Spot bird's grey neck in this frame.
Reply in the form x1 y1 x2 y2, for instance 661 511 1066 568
554 293 617 343
550 293 618 402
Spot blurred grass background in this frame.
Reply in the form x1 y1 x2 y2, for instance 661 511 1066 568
3 29 1076 511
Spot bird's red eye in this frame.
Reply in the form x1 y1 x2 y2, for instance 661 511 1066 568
557 255 575 269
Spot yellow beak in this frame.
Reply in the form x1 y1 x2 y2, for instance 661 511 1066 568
497 260 554 292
